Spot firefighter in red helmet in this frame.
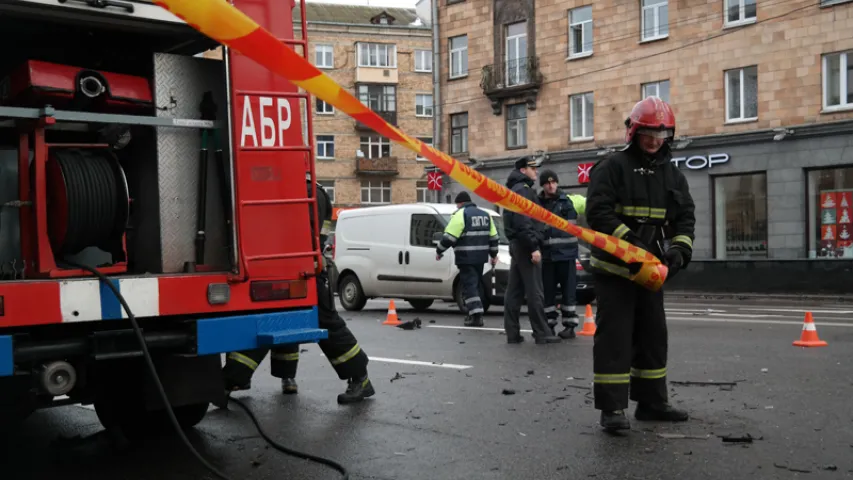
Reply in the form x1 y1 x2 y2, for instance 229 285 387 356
585 97 696 431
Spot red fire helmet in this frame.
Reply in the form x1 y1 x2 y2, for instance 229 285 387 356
624 96 676 144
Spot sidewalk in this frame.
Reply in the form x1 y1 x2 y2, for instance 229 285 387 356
666 289 853 304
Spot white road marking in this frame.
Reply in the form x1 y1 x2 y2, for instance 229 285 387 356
738 308 853 315
370 356 473 370
667 316 853 328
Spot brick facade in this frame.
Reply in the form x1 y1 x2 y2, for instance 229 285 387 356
437 0 853 161
202 7 435 208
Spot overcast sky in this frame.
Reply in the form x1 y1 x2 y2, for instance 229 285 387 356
307 0 419 7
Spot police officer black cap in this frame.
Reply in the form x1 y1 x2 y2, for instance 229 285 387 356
539 169 559 186
454 191 472 203
514 156 542 170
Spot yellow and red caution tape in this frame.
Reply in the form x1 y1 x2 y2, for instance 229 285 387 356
153 0 669 291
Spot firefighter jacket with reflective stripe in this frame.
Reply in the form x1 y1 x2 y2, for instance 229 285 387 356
539 191 586 262
437 202 499 265
503 170 545 253
585 147 696 280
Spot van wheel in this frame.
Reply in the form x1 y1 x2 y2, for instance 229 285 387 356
454 279 490 315
339 274 367 311
407 299 434 311
576 291 596 306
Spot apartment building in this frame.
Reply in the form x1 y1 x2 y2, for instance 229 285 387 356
204 3 435 214
435 0 853 293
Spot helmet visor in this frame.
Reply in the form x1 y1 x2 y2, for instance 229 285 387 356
636 128 673 139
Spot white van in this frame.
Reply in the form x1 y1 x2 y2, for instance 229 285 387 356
332 203 511 313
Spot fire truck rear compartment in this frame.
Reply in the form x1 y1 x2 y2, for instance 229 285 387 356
0 12 233 427
0 12 233 278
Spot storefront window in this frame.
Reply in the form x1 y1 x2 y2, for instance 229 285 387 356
713 173 768 259
808 167 853 259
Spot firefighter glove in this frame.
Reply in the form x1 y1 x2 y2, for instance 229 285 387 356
664 247 685 279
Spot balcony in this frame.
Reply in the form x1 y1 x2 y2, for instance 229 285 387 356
480 56 544 115
355 110 397 132
355 156 399 176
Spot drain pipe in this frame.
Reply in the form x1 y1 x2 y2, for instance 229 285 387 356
430 0 442 202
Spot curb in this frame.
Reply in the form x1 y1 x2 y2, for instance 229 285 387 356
665 291 853 304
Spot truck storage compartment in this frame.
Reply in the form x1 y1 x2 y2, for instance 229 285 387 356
0 11 237 280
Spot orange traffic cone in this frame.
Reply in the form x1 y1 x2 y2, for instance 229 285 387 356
577 304 597 337
383 299 402 326
793 312 827 347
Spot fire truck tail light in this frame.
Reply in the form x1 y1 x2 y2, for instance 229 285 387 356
0 296 4 316
207 283 231 305
250 280 308 302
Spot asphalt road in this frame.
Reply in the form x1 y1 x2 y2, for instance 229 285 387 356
2 296 853 480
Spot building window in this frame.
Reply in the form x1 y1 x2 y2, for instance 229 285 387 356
641 0 668 41
450 112 468 154
822 50 853 111
416 94 434 117
568 6 593 58
416 137 433 161
315 45 334 68
808 167 853 258
357 42 397 68
416 181 436 203
725 66 758 122
318 180 336 203
713 173 768 259
570 92 594 141
358 85 396 112
359 136 391 159
316 135 335 159
506 103 527 149
361 180 391 204
316 98 334 115
505 21 529 86
415 50 433 72
642 80 670 102
410 213 444 247
724 0 756 26
449 35 468 79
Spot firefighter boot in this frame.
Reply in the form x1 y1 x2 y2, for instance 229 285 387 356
471 313 484 327
634 403 689 422
281 378 298 395
337 375 376 404
547 318 558 336
464 315 477 327
558 315 578 339
600 410 631 431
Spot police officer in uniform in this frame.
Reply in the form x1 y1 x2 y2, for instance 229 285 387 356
220 180 375 404
585 97 695 430
436 192 499 327
538 170 586 339
502 156 561 344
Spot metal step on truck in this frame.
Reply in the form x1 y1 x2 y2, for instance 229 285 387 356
0 0 327 436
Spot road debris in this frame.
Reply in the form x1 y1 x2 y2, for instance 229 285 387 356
774 463 811 473
397 318 422 330
502 389 516 395
526 370 535 375
670 380 739 391
563 384 591 391
720 433 762 443
390 372 405 382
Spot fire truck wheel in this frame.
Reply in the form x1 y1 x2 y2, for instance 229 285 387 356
169 402 210 429
338 274 367 311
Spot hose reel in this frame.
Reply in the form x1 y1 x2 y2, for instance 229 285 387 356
44 148 129 258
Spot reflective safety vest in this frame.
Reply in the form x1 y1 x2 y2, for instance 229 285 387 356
437 202 499 265
540 191 586 262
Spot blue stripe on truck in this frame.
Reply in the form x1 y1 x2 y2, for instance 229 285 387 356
0 336 12 377
195 307 327 356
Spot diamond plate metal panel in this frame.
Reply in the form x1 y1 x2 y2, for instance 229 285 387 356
154 53 231 273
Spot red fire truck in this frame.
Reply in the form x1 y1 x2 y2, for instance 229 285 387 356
0 0 326 433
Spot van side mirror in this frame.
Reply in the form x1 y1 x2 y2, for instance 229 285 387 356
432 232 442 245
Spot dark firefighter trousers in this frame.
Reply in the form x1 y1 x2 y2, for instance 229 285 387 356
222 270 368 386
542 260 578 326
458 264 485 317
592 272 668 411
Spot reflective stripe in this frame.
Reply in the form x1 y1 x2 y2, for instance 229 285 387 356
461 231 491 237
630 367 667 379
468 307 484 315
613 224 630 239
545 237 578 245
227 352 259 371
593 373 630 384
331 344 361 366
544 306 557 313
455 245 490 251
615 205 667 219
672 235 693 249
590 257 632 279
272 352 300 361
464 296 480 305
